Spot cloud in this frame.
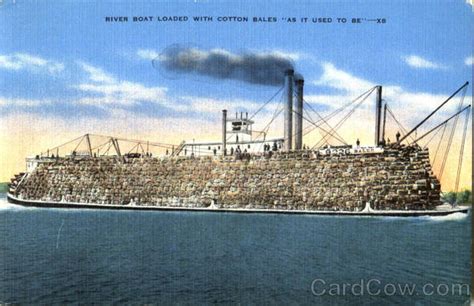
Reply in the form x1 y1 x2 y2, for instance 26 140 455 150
0 97 51 107
180 96 280 115
75 62 280 115
403 55 447 69
75 62 190 112
308 62 470 124
78 62 116 83
1 59 280 118
75 81 168 105
137 49 161 61
312 62 374 94
464 56 473 66
0 53 64 74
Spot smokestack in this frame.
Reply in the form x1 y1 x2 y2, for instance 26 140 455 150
375 86 382 146
222 109 227 155
294 79 304 150
283 69 294 152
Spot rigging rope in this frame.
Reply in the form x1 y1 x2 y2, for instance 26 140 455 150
259 107 284 141
88 133 174 147
454 108 470 193
42 134 85 155
90 138 114 152
422 122 444 149
127 142 140 154
248 85 284 120
302 108 341 147
138 143 145 155
415 105 471 145
385 105 415 143
302 86 377 138
311 87 376 149
72 135 85 153
252 90 284 143
302 99 347 146
103 140 113 156
303 108 329 147
438 86 468 179
432 123 448 166
287 89 347 147
294 109 348 146
259 100 283 150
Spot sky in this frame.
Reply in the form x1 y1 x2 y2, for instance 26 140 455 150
0 0 472 190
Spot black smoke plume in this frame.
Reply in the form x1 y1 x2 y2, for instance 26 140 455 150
153 45 295 86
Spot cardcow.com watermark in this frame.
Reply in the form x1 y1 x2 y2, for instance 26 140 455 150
311 279 470 297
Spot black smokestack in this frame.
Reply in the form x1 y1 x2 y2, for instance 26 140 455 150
153 45 295 86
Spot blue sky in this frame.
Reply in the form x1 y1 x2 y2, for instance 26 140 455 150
0 0 472 134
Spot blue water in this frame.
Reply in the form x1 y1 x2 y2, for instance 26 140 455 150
0 194 471 305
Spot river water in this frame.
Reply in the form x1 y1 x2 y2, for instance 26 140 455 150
0 194 470 305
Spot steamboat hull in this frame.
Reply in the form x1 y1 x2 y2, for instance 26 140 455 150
6 193 468 217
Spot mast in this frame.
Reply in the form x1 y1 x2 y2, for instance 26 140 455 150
85 134 93 157
222 109 227 156
111 138 121 157
381 103 387 145
375 85 382 146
